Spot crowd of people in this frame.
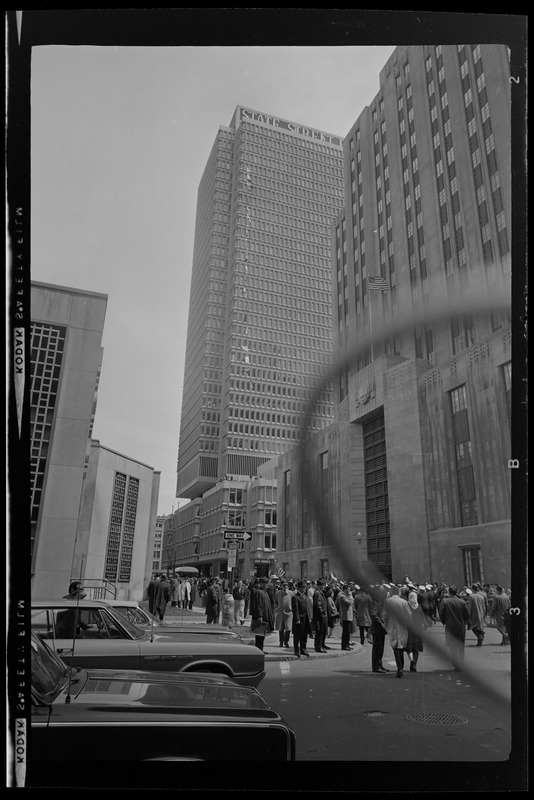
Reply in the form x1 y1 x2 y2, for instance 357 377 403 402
145 573 197 619
145 572 512 673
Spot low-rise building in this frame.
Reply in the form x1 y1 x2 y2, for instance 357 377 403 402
78 440 161 601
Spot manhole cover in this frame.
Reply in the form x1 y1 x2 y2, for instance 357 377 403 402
406 713 468 726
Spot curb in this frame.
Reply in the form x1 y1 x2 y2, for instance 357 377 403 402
140 603 363 661
263 643 363 662
252 633 364 662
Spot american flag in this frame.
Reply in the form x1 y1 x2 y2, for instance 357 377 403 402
368 275 390 291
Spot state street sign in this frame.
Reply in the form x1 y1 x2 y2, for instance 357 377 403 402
223 530 252 541
227 550 237 567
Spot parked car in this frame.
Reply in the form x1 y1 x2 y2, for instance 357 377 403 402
106 599 247 642
27 632 295 784
31 599 264 688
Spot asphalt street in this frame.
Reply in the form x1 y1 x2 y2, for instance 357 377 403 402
142 599 524 789
258 623 512 759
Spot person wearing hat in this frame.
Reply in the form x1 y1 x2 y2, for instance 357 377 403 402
383 584 412 677
324 584 340 639
466 584 487 646
145 573 161 617
291 581 312 658
205 577 221 625
56 582 98 639
415 584 431 625
264 577 276 610
249 577 274 652
63 580 87 600
438 585 469 669
153 573 171 622
274 581 293 648
312 578 329 653
369 586 388 671
305 581 314 637
492 585 511 646
337 583 355 651
425 583 437 623
406 587 425 672
474 583 489 626
355 586 372 646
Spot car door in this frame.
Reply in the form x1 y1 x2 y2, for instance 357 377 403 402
50 607 143 670
136 636 194 672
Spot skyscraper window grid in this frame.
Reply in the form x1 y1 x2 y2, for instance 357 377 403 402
29 322 66 560
177 107 344 499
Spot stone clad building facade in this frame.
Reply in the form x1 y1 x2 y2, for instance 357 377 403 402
276 44 512 587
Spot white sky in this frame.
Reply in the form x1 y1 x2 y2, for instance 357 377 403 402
30 44 396 515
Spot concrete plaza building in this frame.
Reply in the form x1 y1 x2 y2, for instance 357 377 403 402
29 282 161 600
77 440 161 601
176 106 345 501
30 282 107 597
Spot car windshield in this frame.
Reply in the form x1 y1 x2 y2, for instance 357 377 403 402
114 605 152 626
31 633 70 703
102 607 149 640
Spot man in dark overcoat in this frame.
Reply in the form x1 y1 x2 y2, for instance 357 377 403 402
291 580 311 657
369 586 388 672
205 577 221 624
265 579 276 616
146 573 160 616
439 584 469 669
492 585 511 645
249 577 274 652
312 578 328 653
153 575 170 621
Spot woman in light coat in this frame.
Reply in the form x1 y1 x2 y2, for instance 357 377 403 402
274 583 293 647
232 580 247 625
306 582 314 638
383 586 412 677
182 579 191 609
170 578 180 608
175 578 185 608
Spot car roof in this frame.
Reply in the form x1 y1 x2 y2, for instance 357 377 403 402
84 667 246 688
32 599 113 608
105 599 139 607
58 672 278 718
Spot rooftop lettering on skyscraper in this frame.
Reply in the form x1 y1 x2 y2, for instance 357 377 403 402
240 107 342 146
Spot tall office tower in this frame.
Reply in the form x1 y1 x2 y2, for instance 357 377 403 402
177 107 344 499
335 44 511 385
325 43 511 580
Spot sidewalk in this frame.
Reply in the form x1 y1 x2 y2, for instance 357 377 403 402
259 629 363 662
140 600 362 662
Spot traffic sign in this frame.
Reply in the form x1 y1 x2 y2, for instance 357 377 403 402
227 541 239 550
223 530 252 541
227 550 237 567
